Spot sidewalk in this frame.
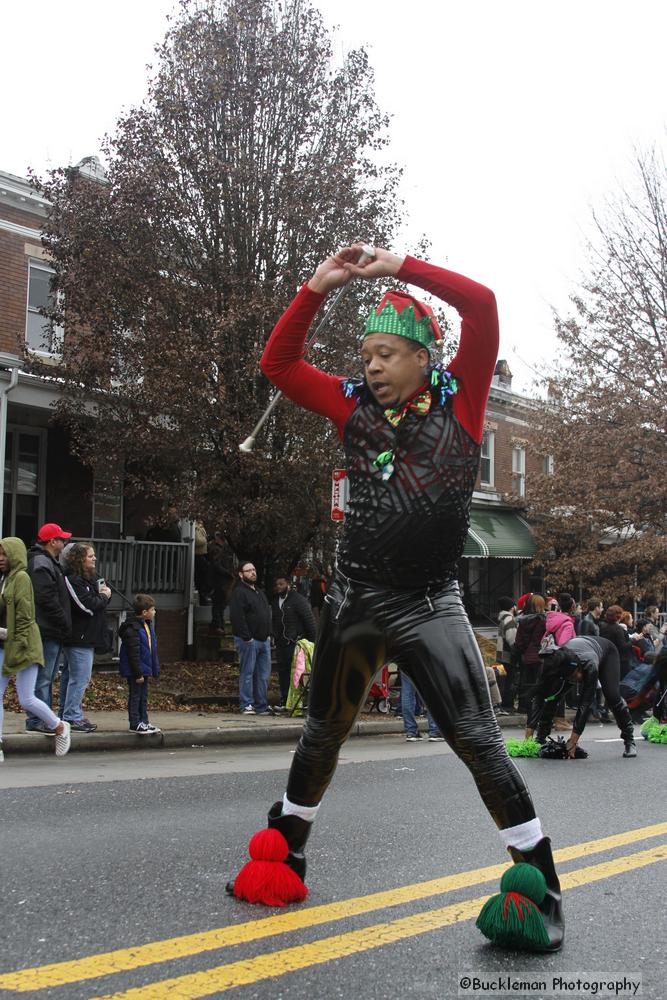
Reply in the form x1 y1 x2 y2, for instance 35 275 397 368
1 709 530 756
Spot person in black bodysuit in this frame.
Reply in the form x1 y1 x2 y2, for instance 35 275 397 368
228 245 564 951
528 636 637 758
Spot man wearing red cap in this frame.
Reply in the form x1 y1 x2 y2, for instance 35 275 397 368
228 246 563 952
25 523 73 733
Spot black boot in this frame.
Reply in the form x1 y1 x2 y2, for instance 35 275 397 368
226 801 313 894
267 801 313 880
508 837 564 951
613 701 637 757
535 722 551 745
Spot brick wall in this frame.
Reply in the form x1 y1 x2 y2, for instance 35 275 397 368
0 196 45 355
0 231 40 355
476 390 544 497
1 203 41 228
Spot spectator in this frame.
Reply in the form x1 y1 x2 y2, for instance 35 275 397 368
194 520 212 605
622 612 646 675
577 598 607 717
544 594 577 646
25 522 73 734
271 576 316 709
514 594 546 713
497 596 518 711
516 592 533 614
485 665 508 716
0 537 71 759
634 620 659 662
400 672 444 741
208 531 234 635
579 598 603 636
145 508 182 542
643 606 661 643
600 605 632 679
61 542 111 732
229 561 272 716
309 565 332 623
118 593 161 735
543 593 577 730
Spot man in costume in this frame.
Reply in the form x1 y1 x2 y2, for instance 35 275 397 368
228 245 564 951
528 635 637 758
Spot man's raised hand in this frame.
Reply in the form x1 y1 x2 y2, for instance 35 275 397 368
308 245 404 294
308 247 364 295
343 245 404 281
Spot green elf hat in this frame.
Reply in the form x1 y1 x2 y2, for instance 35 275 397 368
364 291 442 348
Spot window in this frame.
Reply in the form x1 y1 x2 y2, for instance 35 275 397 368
512 446 526 497
3 428 46 542
543 454 555 475
92 473 123 539
480 431 495 486
26 260 62 354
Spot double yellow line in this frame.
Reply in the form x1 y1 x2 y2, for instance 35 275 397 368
1 822 665 998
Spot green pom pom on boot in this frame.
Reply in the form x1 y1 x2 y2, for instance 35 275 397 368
476 863 551 951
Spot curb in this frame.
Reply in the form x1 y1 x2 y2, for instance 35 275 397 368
0 715 526 756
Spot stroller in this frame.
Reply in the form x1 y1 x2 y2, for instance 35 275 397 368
366 663 399 714
285 639 314 717
624 649 667 724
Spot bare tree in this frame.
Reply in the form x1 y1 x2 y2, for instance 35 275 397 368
31 0 421 579
526 147 667 602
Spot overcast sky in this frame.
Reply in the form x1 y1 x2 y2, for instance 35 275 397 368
2 0 666 390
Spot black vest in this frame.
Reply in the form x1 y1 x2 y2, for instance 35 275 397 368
337 397 480 589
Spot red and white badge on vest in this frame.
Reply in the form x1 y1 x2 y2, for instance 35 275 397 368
331 469 349 522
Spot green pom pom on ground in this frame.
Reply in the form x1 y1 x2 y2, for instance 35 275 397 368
641 717 667 743
506 737 541 758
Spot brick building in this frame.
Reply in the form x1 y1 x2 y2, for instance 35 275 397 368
458 360 547 622
0 165 192 658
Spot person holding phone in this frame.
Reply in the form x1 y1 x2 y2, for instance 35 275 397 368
61 542 111 732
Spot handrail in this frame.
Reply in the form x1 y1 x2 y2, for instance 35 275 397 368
71 539 190 599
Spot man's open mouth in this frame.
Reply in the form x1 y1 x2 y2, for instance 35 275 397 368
372 381 390 395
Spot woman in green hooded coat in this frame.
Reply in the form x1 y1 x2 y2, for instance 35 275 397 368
0 536 71 760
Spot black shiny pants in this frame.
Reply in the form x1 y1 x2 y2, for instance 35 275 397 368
285 573 536 830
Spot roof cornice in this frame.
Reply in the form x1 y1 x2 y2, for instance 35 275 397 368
0 171 50 219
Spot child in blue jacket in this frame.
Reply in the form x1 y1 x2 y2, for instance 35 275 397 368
118 593 161 734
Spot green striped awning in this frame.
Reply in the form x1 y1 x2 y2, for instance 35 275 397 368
463 509 535 559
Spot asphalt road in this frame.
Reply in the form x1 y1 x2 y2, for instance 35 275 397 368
0 729 664 999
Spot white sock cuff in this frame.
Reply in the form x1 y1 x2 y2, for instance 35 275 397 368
499 817 544 852
282 794 321 823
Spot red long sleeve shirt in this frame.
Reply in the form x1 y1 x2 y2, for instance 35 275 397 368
260 255 499 444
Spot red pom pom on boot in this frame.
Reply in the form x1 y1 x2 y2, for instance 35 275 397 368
231 828 308 906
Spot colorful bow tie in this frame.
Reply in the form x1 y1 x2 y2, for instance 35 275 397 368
383 390 432 428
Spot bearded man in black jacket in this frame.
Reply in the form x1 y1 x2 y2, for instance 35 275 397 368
229 562 273 716
271 577 317 708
